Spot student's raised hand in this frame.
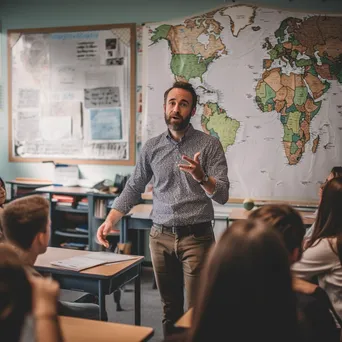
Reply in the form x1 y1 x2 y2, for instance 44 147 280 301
29 276 60 318
178 152 205 182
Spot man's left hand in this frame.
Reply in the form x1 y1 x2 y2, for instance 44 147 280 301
178 152 205 182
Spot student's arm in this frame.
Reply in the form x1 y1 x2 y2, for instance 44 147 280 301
30 276 64 342
292 238 339 281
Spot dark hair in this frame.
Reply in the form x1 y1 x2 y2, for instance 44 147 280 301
330 166 342 178
307 177 342 262
249 204 305 254
1 195 50 250
0 177 5 209
0 244 32 342
163 81 197 112
186 220 299 342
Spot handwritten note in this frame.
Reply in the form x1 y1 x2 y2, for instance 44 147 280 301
18 88 40 108
84 87 120 108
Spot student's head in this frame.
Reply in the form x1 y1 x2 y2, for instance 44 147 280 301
0 177 6 207
249 204 305 264
163 82 197 131
1 195 50 254
188 219 298 342
309 177 342 250
329 166 342 180
0 244 32 342
319 166 342 199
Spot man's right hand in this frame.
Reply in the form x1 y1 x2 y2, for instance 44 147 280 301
96 208 125 248
97 219 115 248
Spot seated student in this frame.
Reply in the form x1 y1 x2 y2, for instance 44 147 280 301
166 219 299 342
0 177 6 241
249 204 341 342
0 177 5 209
292 177 342 321
304 166 342 240
0 194 101 320
0 243 63 342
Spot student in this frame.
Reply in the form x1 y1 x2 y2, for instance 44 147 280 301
292 177 342 320
305 166 342 240
249 204 341 342
167 219 299 342
0 243 63 342
0 194 101 320
97 81 229 336
0 177 5 209
0 177 5 241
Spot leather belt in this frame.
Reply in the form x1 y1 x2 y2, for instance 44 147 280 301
152 222 212 237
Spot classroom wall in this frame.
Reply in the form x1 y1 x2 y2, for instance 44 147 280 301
1 0 342 183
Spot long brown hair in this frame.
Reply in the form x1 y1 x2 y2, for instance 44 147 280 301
249 204 305 254
186 220 299 342
0 244 32 342
307 177 342 261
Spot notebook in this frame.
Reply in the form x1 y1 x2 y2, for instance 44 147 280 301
50 252 138 271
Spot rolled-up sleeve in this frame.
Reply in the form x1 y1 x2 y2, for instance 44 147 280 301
206 139 229 204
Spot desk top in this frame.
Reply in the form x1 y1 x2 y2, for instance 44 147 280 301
6 179 52 187
228 208 315 226
60 316 154 342
175 308 192 329
35 247 144 279
36 186 90 195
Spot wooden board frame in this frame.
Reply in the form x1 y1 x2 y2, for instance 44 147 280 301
7 23 136 165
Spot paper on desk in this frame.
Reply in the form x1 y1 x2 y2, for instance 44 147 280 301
304 213 317 219
50 252 138 271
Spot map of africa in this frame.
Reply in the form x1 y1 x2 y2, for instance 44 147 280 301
142 4 342 201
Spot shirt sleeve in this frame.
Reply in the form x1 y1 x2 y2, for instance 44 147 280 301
205 138 229 204
112 142 153 214
292 238 340 281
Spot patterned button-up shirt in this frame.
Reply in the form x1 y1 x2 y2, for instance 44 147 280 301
112 124 229 226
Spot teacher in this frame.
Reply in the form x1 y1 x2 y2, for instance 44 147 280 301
97 81 229 337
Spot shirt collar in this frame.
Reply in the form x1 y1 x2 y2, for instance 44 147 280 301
165 124 194 143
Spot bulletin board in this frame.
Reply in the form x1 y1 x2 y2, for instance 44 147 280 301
7 24 136 165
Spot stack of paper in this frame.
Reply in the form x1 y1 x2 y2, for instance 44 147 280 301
50 252 138 271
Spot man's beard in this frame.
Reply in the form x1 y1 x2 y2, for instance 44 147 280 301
164 112 192 131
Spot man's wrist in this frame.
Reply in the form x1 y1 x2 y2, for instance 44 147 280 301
197 174 209 185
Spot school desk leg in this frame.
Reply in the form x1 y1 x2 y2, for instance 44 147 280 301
134 264 141 325
98 280 106 321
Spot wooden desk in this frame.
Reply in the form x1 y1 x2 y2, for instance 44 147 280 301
175 308 192 329
35 247 144 324
6 178 52 199
228 208 316 226
60 316 154 342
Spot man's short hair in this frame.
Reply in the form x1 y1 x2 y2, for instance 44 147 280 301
164 81 198 112
1 195 50 250
248 204 305 253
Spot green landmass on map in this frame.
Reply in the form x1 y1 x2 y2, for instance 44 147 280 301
202 102 240 151
170 54 213 82
256 15 342 165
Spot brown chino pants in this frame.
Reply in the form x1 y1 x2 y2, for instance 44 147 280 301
149 224 215 335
